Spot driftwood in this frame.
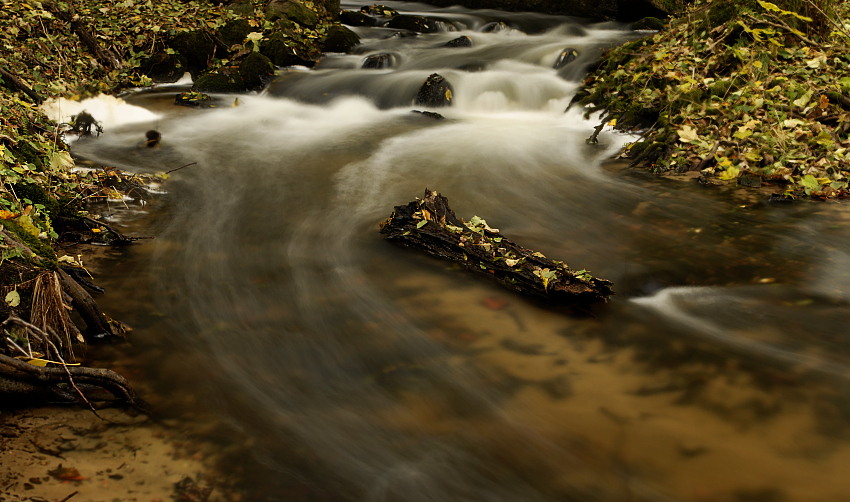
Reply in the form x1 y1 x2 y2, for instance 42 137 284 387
380 190 614 307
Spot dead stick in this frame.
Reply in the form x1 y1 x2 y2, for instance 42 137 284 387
59 492 79 502
165 162 198 174
0 67 43 104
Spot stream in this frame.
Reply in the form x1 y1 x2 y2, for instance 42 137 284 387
67 2 850 501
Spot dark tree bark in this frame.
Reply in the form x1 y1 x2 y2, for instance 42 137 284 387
381 190 614 307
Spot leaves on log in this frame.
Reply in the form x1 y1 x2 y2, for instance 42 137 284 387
380 190 614 307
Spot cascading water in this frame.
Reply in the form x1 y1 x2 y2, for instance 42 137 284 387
71 2 850 501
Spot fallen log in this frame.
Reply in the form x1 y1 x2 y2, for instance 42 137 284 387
380 190 614 307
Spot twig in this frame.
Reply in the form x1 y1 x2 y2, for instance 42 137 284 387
0 67 43 104
165 162 198 174
695 140 720 171
59 491 79 502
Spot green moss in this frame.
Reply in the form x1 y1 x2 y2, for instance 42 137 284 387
709 80 734 97
2 219 57 264
239 52 274 89
193 69 244 92
12 141 44 171
633 17 666 31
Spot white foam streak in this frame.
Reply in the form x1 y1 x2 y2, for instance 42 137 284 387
40 94 161 129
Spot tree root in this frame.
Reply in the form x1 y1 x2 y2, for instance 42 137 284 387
0 318 151 416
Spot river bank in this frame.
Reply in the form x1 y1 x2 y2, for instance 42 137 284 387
3 1 850 501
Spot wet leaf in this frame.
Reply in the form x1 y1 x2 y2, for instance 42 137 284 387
416 220 428 229
48 466 83 481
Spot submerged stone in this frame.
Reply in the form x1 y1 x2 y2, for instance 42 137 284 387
444 35 472 47
553 48 578 69
362 53 395 69
411 110 446 120
480 21 509 32
415 73 454 107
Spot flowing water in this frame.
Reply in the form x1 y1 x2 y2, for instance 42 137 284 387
68 2 850 501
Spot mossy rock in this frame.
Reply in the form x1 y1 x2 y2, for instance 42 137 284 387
322 25 360 53
261 32 315 66
266 0 318 27
218 19 251 49
193 67 244 93
387 15 442 33
415 73 453 107
632 16 666 30
709 80 734 97
340 10 377 26
240 52 274 89
168 30 215 70
142 52 189 83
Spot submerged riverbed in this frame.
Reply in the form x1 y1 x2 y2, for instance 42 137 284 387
64 2 850 501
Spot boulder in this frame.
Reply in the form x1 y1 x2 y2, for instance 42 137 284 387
553 48 578 69
217 19 251 49
632 16 666 30
142 52 189 83
265 0 318 27
362 53 395 69
388 14 442 33
323 25 360 53
261 32 317 66
168 30 215 70
239 52 274 89
415 73 453 107
340 10 378 26
444 35 472 47
193 67 244 93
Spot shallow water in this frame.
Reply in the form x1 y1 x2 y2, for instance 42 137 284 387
71 2 850 501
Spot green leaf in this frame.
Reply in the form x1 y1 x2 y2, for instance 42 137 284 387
416 220 428 229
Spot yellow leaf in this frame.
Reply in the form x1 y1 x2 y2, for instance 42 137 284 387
0 210 19 220
677 125 699 143
26 358 80 367
445 89 452 101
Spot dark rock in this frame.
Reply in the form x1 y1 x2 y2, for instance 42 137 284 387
142 52 189 83
553 48 578 69
480 21 509 32
737 173 762 188
224 0 253 16
388 14 442 33
340 10 378 26
239 51 274 89
168 30 215 70
323 25 360 53
633 16 666 30
265 0 318 27
362 53 395 69
412 110 445 120
360 4 398 16
193 66 244 93
217 19 251 49
444 35 472 47
415 73 453 107
455 61 485 72
261 32 316 66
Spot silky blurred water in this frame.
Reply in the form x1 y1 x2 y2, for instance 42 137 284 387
72 2 850 501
